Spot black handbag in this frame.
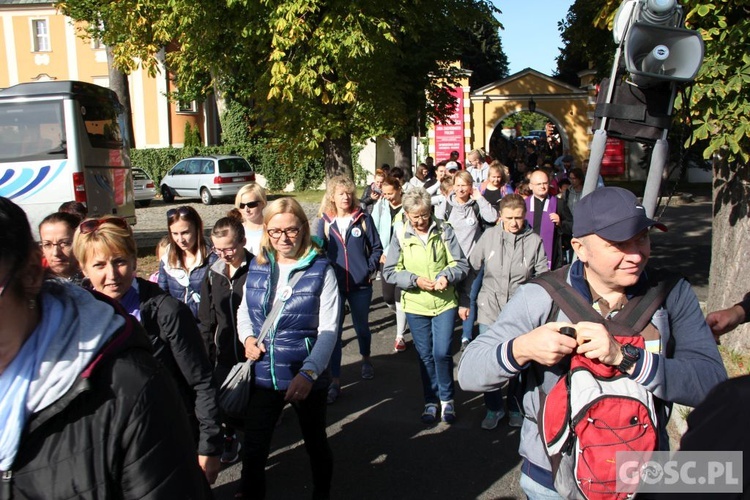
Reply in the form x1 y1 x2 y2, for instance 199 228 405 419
218 270 305 418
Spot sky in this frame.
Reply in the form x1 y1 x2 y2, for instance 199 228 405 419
493 0 577 76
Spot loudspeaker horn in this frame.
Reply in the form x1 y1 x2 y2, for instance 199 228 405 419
624 22 704 87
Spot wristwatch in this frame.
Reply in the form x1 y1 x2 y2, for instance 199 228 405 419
300 369 318 382
617 343 641 374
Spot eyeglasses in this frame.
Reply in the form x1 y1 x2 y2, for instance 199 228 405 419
166 207 191 220
79 217 130 235
408 213 431 221
267 227 300 239
239 201 260 209
0 268 15 298
40 239 73 251
212 246 237 257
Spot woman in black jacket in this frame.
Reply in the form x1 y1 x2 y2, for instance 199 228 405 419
72 215 223 485
198 209 254 464
0 197 212 499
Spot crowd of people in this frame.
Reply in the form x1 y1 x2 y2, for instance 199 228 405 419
1 149 748 499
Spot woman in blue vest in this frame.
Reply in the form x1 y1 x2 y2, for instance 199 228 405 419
236 197 340 500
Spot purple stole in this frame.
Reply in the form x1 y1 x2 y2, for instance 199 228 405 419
525 195 557 269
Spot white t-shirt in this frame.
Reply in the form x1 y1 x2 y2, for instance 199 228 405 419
335 215 352 236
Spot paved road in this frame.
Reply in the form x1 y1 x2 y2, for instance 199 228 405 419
132 194 713 499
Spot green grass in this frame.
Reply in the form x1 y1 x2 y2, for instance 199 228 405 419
268 190 326 204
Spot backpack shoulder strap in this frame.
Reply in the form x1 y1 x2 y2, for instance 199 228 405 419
444 202 452 221
609 268 682 334
531 265 603 324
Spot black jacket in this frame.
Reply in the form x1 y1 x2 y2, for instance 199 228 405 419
198 250 252 370
6 291 212 500
137 278 222 457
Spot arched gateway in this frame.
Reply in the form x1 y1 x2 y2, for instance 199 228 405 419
469 68 595 166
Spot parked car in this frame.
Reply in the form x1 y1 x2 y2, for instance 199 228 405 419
160 155 256 205
132 167 157 208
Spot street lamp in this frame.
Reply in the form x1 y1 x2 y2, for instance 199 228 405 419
528 97 536 113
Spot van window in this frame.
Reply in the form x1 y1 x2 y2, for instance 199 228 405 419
218 157 251 174
200 160 214 174
0 101 66 162
79 98 123 148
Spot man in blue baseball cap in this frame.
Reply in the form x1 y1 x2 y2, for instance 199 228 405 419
458 186 726 499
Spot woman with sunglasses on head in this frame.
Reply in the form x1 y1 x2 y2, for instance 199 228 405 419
0 197 212 499
383 187 469 424
159 205 217 319
38 211 85 285
198 209 253 465
316 175 383 403
235 183 267 255
235 198 340 500
73 216 223 485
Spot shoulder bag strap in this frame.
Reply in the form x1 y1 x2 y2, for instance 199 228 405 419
255 267 307 345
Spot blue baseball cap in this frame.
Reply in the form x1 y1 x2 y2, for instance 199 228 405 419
573 187 667 242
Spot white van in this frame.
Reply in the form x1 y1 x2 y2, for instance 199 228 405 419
0 81 135 236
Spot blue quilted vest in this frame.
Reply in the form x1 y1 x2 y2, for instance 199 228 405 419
244 250 330 391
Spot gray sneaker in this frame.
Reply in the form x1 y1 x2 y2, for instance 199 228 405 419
326 383 341 404
361 361 375 380
509 411 524 428
220 434 241 464
481 409 505 430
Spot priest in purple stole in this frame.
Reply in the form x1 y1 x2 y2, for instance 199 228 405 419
525 169 562 269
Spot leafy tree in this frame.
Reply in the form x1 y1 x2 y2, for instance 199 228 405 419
555 0 616 86
594 0 750 350
58 0 503 180
460 3 509 89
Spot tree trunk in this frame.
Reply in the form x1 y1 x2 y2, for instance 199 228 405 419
393 134 413 180
323 135 353 180
106 48 135 149
707 158 750 351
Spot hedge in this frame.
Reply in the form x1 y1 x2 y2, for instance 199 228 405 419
130 138 327 192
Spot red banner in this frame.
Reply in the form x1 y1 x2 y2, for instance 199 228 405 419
434 87 465 164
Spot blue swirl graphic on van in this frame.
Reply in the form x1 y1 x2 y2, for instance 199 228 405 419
0 161 67 200
94 172 115 196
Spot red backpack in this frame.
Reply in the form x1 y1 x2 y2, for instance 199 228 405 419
531 266 680 500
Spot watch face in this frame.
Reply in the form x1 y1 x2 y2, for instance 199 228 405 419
622 343 641 360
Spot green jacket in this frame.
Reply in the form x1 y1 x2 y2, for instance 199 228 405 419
382 218 469 316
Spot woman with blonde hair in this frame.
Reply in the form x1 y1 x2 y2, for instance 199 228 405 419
158 205 216 319
72 215 222 485
480 161 514 211
316 175 383 403
235 183 267 255
236 197 340 499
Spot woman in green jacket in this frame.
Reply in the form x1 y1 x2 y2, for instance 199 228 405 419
383 187 469 424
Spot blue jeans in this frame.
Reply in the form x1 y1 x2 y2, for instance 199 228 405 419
520 472 563 500
330 286 373 378
406 308 456 404
462 267 484 342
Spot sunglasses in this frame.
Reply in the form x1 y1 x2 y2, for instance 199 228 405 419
239 201 261 209
166 207 191 220
79 217 130 235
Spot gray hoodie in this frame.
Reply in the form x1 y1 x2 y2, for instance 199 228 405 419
435 193 497 258
467 223 548 326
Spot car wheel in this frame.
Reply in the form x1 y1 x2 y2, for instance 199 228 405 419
136 200 152 208
161 186 175 203
200 187 214 205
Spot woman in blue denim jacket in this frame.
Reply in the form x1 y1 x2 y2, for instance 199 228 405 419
158 206 217 319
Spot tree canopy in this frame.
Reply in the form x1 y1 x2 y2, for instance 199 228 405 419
57 0 505 177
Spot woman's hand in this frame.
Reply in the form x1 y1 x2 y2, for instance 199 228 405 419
415 276 436 291
434 276 449 292
244 336 266 361
285 373 314 402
